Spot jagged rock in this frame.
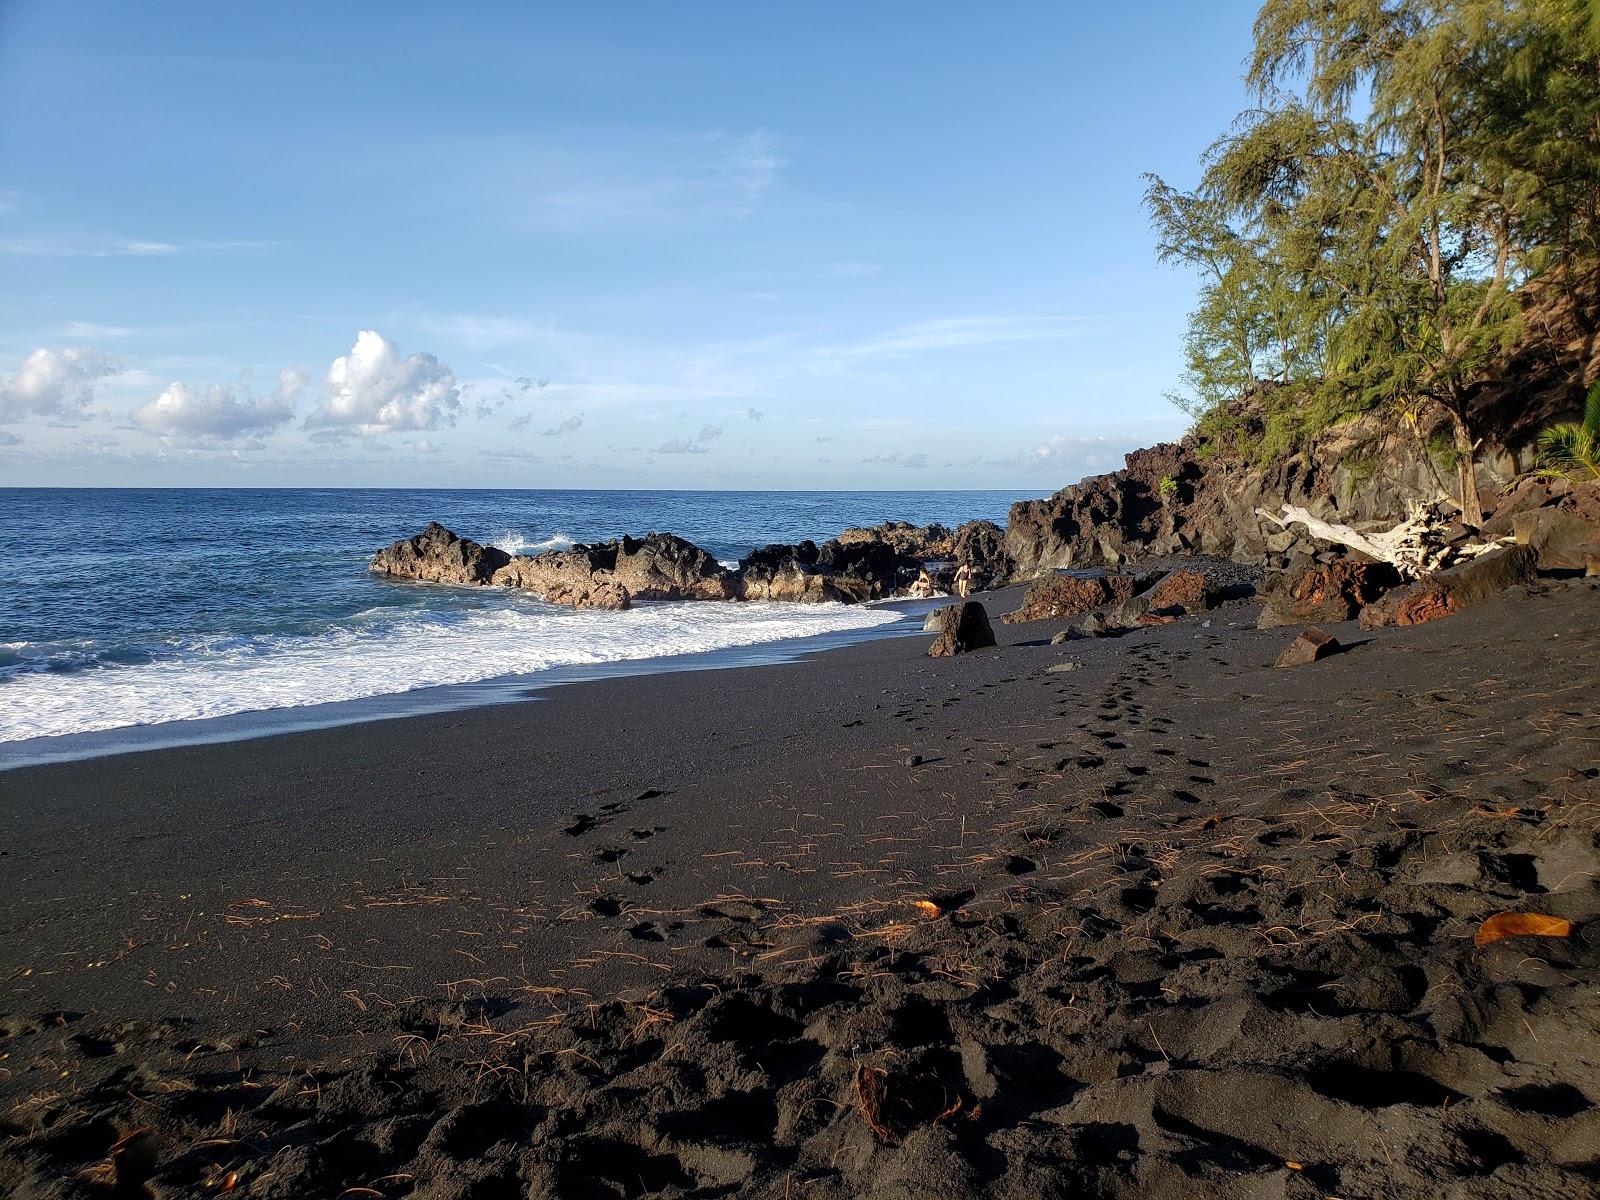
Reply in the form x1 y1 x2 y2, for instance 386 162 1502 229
837 521 955 559
370 522 511 585
1050 629 1074 644
1275 627 1339 667
952 520 1011 589
1359 545 1539 628
926 602 996 657
737 537 902 603
375 526 739 610
1257 561 1402 629
492 532 734 607
1074 612 1115 637
1140 569 1217 615
1002 573 1136 624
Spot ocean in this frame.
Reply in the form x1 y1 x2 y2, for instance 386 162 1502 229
0 488 1019 754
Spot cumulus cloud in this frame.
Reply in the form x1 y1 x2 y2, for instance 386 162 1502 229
306 331 461 434
410 439 442 454
656 438 709 455
542 415 583 436
1 346 117 423
132 369 306 440
747 407 764 421
862 451 929 469
698 423 723 442
0 431 21 446
995 434 1117 472
508 413 533 432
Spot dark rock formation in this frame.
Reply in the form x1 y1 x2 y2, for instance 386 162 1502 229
837 522 955 559
1359 545 1540 628
371 522 512 586
1258 562 1403 629
1002 271 1600 581
1002 573 1136 624
926 602 996 657
736 532 927 602
1275 627 1339 668
951 520 1011 589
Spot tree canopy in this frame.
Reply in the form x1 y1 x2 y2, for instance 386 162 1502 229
1148 0 1600 523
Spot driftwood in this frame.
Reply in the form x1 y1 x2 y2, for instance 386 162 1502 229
1256 502 1509 579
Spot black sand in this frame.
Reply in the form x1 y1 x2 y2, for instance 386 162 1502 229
2 575 1598 1198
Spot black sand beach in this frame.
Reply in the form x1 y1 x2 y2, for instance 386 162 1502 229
3 575 1598 1198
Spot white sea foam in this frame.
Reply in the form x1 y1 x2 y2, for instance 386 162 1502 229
492 530 575 555
0 599 899 743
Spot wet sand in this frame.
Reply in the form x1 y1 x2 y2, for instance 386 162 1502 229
2 573 1598 1198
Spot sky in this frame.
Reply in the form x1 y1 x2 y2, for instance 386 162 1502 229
0 1 1260 490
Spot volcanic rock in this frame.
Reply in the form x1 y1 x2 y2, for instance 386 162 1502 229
1002 573 1136 624
1359 545 1540 628
1257 561 1402 629
926 602 996 657
1139 569 1217 615
1274 627 1339 667
370 522 511 586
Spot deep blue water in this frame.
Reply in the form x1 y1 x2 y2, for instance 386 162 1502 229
0 488 1018 746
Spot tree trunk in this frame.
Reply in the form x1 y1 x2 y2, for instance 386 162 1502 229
1453 415 1483 526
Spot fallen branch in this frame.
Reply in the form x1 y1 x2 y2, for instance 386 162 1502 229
1256 501 1509 578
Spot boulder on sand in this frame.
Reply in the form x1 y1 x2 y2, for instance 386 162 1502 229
1258 561 1402 629
1514 505 1600 573
1359 545 1539 628
1274 627 1339 668
927 602 996 657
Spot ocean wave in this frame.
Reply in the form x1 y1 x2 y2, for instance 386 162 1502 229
492 530 576 556
0 599 900 743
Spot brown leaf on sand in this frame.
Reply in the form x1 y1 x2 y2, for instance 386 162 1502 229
1474 912 1574 947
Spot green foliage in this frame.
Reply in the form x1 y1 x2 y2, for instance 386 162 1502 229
1537 381 1600 480
1158 474 1179 497
1145 0 1600 522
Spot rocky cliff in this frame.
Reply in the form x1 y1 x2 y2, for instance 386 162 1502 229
1005 267 1600 580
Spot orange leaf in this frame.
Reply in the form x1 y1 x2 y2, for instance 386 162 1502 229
1474 911 1574 946
1285 1161 1304 1171
910 900 942 919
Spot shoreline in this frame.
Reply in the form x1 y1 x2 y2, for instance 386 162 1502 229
0 596 937 771
3 574 1597 1197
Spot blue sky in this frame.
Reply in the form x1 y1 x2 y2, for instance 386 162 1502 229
0 1 1258 489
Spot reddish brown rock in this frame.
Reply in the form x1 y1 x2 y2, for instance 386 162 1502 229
1274 627 1339 667
1258 561 1402 629
1359 545 1539 628
1141 569 1217 615
1002 573 1135 624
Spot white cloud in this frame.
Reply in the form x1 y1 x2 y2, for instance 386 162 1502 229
698 423 723 442
747 407 764 421
306 331 462 434
0 346 117 423
542 415 583 436
0 431 21 446
132 369 306 440
482 446 545 463
862 451 929 469
411 439 442 454
656 437 709 455
64 321 134 339
995 434 1118 472
828 316 1084 363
